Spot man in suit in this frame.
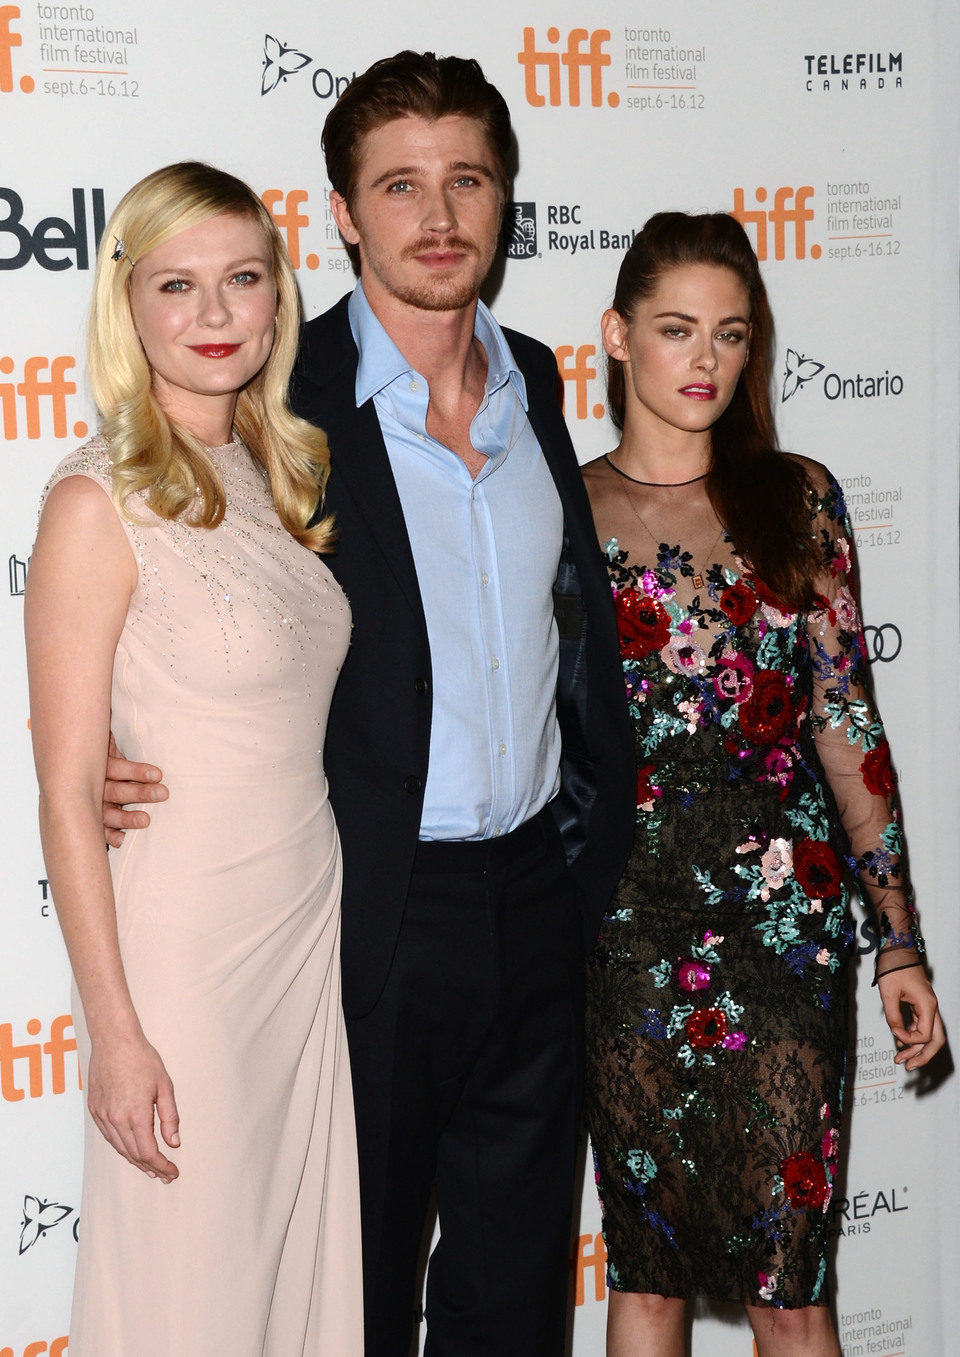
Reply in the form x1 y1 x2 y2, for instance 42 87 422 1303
106 51 633 1356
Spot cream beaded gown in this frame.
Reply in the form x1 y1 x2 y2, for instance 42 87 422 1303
46 436 362 1355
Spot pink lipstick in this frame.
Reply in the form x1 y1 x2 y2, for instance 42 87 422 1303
680 383 717 400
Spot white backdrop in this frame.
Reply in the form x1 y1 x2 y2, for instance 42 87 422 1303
2 3 958 1354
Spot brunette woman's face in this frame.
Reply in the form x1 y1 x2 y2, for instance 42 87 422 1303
602 263 751 440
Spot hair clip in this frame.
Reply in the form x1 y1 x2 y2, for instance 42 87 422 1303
111 237 128 263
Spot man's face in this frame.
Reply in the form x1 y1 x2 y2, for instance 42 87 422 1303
330 114 504 315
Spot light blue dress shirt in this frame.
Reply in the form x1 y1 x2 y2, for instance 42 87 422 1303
348 283 563 840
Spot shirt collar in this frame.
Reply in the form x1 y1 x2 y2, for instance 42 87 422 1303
347 280 528 411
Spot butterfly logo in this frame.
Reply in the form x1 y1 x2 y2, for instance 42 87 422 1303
781 349 825 402
261 35 312 95
19 1195 74 1254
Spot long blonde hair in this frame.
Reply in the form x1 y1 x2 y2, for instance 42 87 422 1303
87 161 334 552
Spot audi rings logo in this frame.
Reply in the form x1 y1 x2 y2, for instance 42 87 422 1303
863 623 901 663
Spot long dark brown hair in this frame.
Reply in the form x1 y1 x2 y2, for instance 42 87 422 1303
608 212 819 610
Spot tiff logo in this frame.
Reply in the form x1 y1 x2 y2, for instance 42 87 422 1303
0 5 34 93
261 188 341 272
573 1231 607 1305
0 1015 80 1102
0 1342 69 1357
518 27 619 107
0 354 88 440
555 343 606 420
731 187 821 261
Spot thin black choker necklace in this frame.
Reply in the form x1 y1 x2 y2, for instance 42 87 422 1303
603 453 708 487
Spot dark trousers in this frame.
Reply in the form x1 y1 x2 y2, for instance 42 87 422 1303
346 808 585 1356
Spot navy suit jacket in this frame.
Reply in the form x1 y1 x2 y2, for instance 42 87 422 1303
293 295 634 1018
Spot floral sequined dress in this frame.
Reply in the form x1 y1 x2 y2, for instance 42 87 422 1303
584 457 913 1308
44 437 363 1354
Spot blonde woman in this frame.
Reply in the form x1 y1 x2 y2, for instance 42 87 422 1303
25 162 362 1354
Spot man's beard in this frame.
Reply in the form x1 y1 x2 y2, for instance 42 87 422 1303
378 235 495 312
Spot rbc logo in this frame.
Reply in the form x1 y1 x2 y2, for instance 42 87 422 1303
518 27 619 107
503 201 537 259
731 187 820 261
0 5 34 93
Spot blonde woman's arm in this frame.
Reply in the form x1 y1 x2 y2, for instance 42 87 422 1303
25 475 180 1181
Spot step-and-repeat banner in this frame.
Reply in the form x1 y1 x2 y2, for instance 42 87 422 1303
2 3 958 1354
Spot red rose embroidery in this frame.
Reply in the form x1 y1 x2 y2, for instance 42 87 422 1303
793 838 842 899
860 741 896 797
615 590 671 661
780 1151 829 1210
719 580 758 625
737 670 796 745
636 762 660 808
685 1008 727 1048
751 576 793 616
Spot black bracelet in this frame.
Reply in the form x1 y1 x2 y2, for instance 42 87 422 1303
871 959 925 988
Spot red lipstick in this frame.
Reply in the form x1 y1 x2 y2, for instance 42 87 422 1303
189 344 241 358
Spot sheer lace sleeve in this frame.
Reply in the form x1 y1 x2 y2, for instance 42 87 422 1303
802 463 925 982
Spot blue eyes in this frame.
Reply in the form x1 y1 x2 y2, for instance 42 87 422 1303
158 271 261 294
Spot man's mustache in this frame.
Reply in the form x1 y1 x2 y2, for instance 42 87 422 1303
401 236 479 259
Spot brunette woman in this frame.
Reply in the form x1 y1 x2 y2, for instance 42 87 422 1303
583 212 943 1357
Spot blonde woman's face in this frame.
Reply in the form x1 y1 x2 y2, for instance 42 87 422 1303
128 212 276 436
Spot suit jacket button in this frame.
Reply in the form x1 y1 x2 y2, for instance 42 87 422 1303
414 676 428 695
404 776 423 795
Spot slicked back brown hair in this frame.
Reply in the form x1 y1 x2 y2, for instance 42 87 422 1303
322 50 513 212
607 212 820 610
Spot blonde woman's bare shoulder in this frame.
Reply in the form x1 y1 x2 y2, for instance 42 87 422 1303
41 433 113 503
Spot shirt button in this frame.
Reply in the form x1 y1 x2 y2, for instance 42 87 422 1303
414 676 428 695
492 827 502 838
498 742 507 756
491 657 500 670
481 572 489 586
409 379 420 391
404 775 423 795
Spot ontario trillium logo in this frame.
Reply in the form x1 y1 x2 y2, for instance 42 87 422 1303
781 349 825 401
20 1195 75 1253
261 35 311 95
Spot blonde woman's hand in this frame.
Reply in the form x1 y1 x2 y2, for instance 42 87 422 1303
86 1032 181 1182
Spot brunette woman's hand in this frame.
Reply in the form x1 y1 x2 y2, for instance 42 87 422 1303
876 966 946 1071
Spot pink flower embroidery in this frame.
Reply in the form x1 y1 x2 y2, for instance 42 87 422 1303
714 650 755 704
664 635 708 676
760 838 793 900
675 959 711 993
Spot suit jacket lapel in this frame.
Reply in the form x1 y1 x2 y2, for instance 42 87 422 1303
303 301 425 617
